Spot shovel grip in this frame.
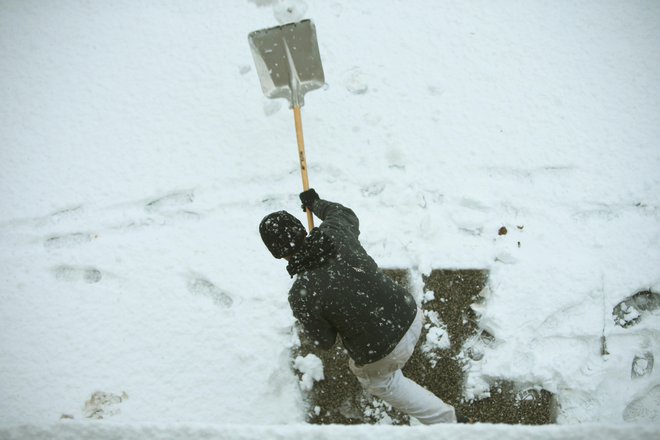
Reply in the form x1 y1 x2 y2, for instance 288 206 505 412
293 106 314 231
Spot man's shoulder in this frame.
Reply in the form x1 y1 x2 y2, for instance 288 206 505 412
319 221 361 254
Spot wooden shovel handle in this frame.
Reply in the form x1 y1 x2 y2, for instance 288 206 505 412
293 106 314 231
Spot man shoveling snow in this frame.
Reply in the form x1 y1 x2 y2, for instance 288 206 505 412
260 189 464 424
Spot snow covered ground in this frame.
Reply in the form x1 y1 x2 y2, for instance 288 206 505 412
1 0 659 437
2 422 660 440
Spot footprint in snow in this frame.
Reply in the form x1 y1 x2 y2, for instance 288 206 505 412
361 182 386 197
623 384 660 423
343 67 368 95
463 330 496 361
145 191 195 213
631 352 654 379
557 389 600 423
44 232 96 249
144 190 201 222
187 277 233 308
83 390 128 420
612 290 660 328
53 265 102 284
47 205 84 224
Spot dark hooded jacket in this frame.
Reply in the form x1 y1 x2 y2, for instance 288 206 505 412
288 199 417 366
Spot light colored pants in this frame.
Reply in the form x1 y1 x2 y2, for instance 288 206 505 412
349 308 457 424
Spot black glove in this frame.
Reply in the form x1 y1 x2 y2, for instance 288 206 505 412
300 188 320 212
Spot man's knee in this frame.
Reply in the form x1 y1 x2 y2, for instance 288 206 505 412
359 372 399 397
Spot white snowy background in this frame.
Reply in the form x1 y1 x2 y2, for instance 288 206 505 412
1 0 659 437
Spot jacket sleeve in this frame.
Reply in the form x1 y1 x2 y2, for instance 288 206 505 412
310 199 360 238
289 288 337 350
296 312 337 350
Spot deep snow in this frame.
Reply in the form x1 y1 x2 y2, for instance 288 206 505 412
1 0 659 436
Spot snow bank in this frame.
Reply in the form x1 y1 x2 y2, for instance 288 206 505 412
2 422 660 440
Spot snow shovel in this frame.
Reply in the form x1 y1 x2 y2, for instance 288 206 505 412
248 19 325 231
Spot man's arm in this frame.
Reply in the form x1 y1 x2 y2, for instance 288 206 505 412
300 189 360 238
296 312 337 350
289 288 337 350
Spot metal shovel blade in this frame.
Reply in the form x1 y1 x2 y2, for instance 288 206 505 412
248 19 325 108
